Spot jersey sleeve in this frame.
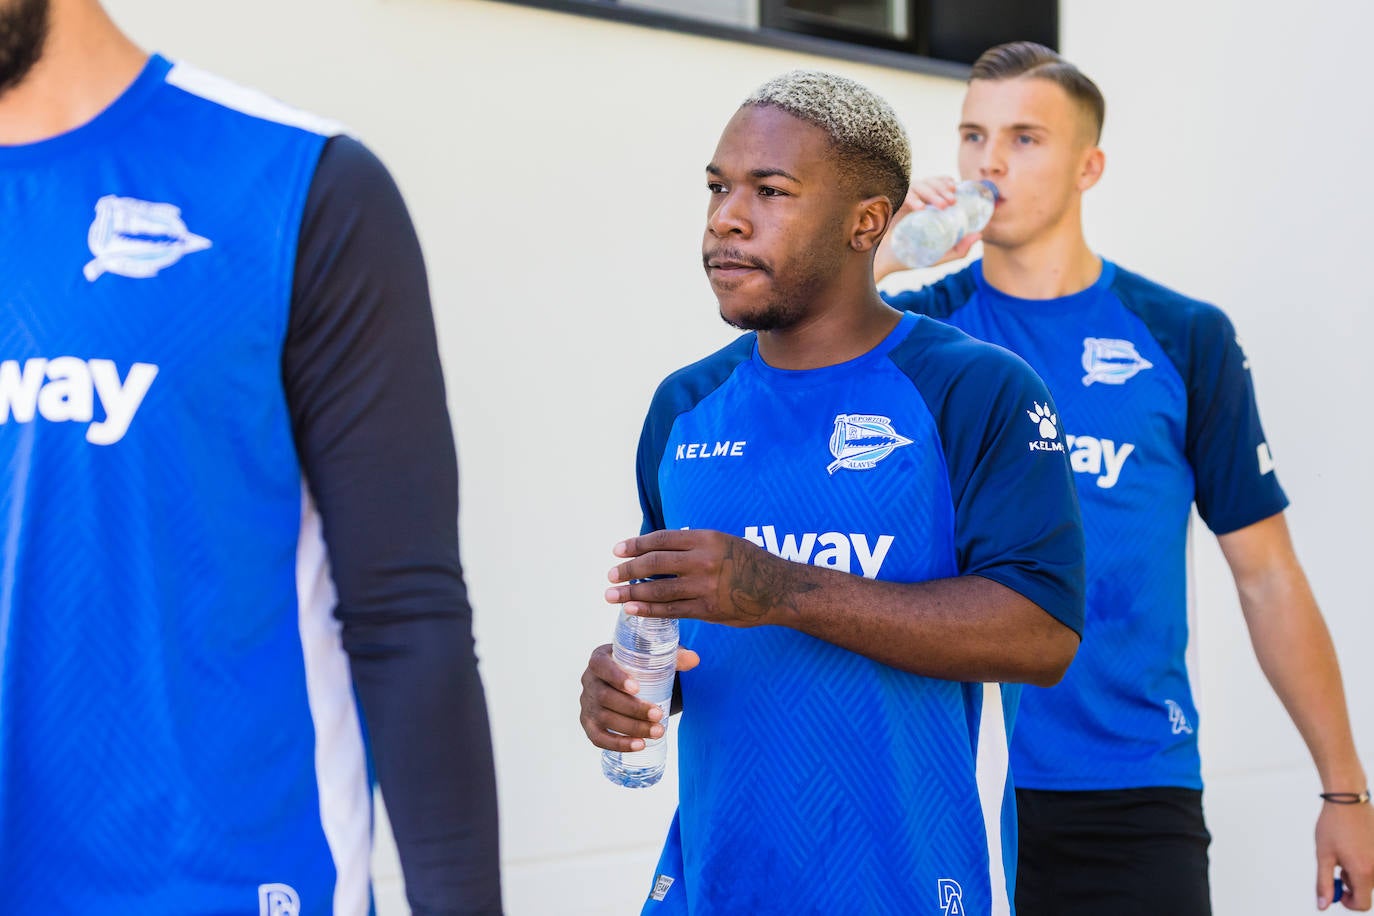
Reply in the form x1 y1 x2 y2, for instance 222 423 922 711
879 264 979 319
891 322 1086 634
636 409 669 536
881 287 936 315
635 337 755 535
1179 307 1289 534
284 136 502 914
1112 271 1290 535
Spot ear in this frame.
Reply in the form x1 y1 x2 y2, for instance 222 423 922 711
1077 146 1106 192
851 195 893 253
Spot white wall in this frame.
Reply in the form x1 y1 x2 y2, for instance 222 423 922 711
1059 3 1374 913
101 1 1374 913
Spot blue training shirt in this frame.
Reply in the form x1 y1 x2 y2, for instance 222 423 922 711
885 259 1288 791
635 312 1084 915
0 55 500 913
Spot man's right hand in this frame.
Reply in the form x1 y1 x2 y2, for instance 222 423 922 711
874 176 984 283
578 643 700 752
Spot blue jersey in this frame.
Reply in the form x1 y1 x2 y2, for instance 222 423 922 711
886 260 1288 790
635 313 1084 914
0 56 501 913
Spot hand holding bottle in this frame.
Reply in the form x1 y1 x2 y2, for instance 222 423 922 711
579 637 700 785
874 176 995 282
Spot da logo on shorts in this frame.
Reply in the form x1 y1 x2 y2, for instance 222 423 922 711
258 883 300 916
1081 337 1153 386
84 195 212 282
938 878 965 915
827 414 912 475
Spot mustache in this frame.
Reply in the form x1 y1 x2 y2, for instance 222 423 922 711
702 247 771 272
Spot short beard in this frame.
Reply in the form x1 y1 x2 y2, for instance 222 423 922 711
720 295 808 332
0 0 50 99
719 241 843 333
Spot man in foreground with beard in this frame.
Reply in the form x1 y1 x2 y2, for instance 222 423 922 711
577 70 1086 914
0 1 501 912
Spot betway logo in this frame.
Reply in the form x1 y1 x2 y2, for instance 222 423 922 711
743 525 893 579
1065 434 1135 489
0 357 158 445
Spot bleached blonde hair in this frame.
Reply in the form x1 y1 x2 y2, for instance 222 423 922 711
743 70 911 207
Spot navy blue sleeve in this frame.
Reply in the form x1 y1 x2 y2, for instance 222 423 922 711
879 265 979 319
636 415 668 536
635 336 755 535
1113 269 1289 535
889 319 1086 634
284 136 502 914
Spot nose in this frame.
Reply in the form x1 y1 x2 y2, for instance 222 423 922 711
707 189 750 239
977 140 1008 181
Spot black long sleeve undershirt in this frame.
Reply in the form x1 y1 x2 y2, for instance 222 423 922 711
283 135 502 914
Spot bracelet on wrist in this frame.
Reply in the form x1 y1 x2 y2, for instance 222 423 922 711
1320 790 1371 805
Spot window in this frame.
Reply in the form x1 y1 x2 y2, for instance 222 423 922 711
761 0 912 48
486 0 1057 74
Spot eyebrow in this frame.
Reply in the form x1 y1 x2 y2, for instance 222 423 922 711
959 121 1049 134
706 164 803 183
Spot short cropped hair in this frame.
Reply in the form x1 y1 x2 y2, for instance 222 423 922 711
970 42 1105 143
742 70 911 209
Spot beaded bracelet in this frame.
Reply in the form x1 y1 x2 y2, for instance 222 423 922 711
1320 790 1371 805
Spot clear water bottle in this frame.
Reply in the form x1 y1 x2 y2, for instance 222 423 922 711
890 179 999 269
601 609 679 788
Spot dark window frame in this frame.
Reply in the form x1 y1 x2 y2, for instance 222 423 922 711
759 0 924 57
478 0 975 79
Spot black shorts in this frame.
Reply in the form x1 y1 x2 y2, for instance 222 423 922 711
1015 786 1212 916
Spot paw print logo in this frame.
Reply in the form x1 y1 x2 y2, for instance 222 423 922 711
1027 402 1058 439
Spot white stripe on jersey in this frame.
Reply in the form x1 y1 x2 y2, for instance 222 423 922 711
297 481 372 915
976 683 1013 916
1184 516 1201 705
166 61 346 137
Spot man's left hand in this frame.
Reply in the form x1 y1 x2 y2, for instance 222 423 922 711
605 529 818 626
1318 800 1374 910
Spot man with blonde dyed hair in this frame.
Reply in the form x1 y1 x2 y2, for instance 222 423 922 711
579 70 1086 913
878 40 1374 915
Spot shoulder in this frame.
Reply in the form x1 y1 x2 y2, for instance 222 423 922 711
648 335 756 417
1109 263 1237 350
292 135 415 300
889 314 1044 399
161 57 346 140
307 135 400 206
881 263 979 319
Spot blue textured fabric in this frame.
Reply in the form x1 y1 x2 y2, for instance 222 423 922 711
886 259 1288 790
0 56 347 912
636 313 1083 914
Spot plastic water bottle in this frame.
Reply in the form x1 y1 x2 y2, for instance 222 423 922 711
601 609 679 788
890 179 998 269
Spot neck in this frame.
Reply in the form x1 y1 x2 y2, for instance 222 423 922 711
755 286 901 371
0 0 147 145
981 218 1101 300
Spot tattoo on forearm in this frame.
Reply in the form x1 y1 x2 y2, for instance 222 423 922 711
723 541 820 620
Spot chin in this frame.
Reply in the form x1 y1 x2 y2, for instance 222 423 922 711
716 293 762 329
718 305 768 332
718 300 801 333
980 226 1021 250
